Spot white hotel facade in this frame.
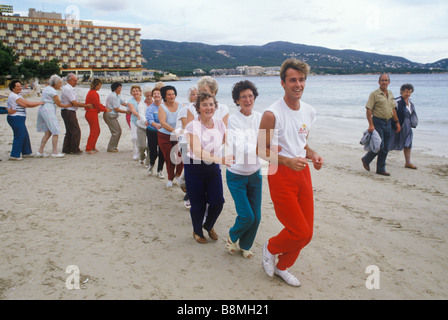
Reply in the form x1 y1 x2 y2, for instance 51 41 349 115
0 8 143 77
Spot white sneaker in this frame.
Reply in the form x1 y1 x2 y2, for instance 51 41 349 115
262 242 276 278
176 176 185 186
9 156 23 161
166 180 173 188
274 267 301 287
157 171 165 179
36 151 49 158
51 153 65 158
147 165 154 176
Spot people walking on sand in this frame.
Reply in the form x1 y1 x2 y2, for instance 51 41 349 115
6 79 43 160
127 85 143 161
36 75 72 158
361 73 401 176
389 83 418 169
184 91 234 244
60 73 93 155
104 82 129 153
158 85 184 188
146 86 165 178
225 80 262 259
257 58 324 287
84 78 110 154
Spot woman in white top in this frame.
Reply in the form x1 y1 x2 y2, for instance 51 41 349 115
6 80 43 160
225 80 262 259
184 91 234 244
36 75 72 158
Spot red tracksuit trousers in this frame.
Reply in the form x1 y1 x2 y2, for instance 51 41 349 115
85 111 100 151
267 164 314 271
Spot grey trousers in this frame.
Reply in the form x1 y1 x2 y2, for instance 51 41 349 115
103 112 122 151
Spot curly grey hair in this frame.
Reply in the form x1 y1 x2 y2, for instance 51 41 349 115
49 74 63 87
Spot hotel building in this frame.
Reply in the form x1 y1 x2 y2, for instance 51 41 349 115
0 8 143 77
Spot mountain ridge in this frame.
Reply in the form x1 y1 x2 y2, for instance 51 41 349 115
141 39 448 75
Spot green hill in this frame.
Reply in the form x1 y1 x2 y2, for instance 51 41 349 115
141 40 448 75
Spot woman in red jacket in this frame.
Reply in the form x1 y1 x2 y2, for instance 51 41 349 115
85 78 110 153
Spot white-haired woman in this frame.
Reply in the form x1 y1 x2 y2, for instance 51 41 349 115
36 74 72 157
186 76 229 126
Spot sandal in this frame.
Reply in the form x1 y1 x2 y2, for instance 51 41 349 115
226 236 237 254
207 228 218 241
241 249 253 259
193 232 207 244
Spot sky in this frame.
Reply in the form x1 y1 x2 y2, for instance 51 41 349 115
4 0 448 64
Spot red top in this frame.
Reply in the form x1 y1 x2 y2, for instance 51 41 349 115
85 89 107 114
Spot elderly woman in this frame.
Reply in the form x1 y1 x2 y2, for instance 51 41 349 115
6 80 43 160
135 86 153 165
85 78 110 153
225 80 262 259
36 74 72 158
143 85 154 107
158 85 184 187
184 91 234 244
186 76 229 126
127 85 143 160
390 83 418 169
146 86 165 177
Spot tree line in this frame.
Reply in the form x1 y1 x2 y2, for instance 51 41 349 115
0 41 60 85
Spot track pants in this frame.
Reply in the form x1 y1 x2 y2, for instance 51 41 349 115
85 111 100 151
267 164 314 271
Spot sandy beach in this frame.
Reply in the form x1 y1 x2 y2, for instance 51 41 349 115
1 89 447 300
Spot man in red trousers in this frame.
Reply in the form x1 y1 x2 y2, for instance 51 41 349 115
257 58 324 287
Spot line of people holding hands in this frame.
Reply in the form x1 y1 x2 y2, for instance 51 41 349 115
3 59 325 287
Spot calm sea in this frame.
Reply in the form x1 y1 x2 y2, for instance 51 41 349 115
90 73 448 158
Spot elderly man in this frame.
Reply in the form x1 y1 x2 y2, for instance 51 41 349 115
362 73 401 176
60 73 92 154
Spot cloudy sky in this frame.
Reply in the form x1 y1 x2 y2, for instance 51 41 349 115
5 0 448 63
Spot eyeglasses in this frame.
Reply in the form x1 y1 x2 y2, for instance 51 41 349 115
239 94 255 100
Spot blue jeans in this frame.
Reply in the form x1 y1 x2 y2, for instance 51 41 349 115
184 159 224 238
362 116 392 173
226 169 262 250
7 115 32 158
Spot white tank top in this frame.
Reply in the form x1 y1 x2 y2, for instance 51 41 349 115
265 98 316 159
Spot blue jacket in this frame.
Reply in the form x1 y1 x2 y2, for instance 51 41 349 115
360 129 382 153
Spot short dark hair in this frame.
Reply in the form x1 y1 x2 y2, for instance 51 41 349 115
194 91 218 114
111 82 122 92
9 79 21 91
160 85 177 102
231 80 259 106
400 83 414 93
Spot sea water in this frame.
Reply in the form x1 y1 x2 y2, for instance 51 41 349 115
87 73 448 157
